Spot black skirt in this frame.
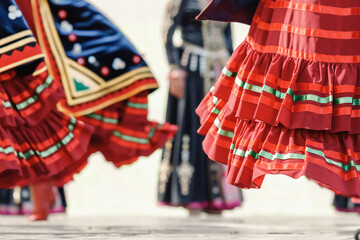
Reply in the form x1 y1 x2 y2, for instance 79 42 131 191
158 53 242 210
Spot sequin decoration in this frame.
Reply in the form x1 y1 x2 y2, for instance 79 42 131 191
132 55 141 64
8 5 22 20
68 33 77 42
72 43 82 55
88 56 100 67
100 66 110 76
58 9 67 19
112 58 126 70
77 57 86 65
60 20 73 33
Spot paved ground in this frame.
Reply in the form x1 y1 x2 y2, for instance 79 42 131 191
0 214 359 239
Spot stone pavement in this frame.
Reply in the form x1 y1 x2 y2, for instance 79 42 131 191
0 214 359 239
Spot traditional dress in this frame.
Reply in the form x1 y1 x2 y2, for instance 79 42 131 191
196 0 360 197
16 0 177 167
158 0 242 211
0 0 93 188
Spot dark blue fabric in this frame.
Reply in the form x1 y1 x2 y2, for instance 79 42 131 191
48 0 148 82
197 0 260 25
0 0 41 74
0 0 31 39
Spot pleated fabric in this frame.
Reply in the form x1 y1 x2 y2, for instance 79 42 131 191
0 0 93 187
196 0 360 197
16 0 177 167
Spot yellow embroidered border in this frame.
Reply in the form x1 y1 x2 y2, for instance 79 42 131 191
36 0 155 107
0 53 44 73
0 30 43 73
32 64 48 76
0 30 33 47
0 37 37 55
57 82 159 117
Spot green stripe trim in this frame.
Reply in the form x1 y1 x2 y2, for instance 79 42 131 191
36 118 76 158
126 102 148 109
148 126 158 139
212 96 219 105
0 117 76 159
353 99 360 106
86 113 118 124
263 85 286 99
113 131 150 144
231 145 360 172
305 147 360 171
235 77 360 106
287 88 333 104
2 100 11 108
16 76 54 110
334 97 354 105
233 148 259 159
214 118 234 138
211 108 220 114
259 150 305 161
210 90 220 115
222 67 237 78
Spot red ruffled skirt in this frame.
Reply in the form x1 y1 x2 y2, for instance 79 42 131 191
78 91 177 167
0 64 93 188
17 0 178 167
196 0 360 197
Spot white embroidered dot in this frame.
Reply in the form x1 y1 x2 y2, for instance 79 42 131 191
8 5 22 20
72 43 82 55
15 10 22 18
112 58 126 70
8 13 16 20
60 20 73 33
8 5 17 12
88 56 97 64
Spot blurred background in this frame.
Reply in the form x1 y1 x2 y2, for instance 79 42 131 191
65 0 335 218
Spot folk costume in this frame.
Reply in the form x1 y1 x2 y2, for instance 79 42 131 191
0 0 93 188
158 0 242 211
196 0 360 197
16 0 177 167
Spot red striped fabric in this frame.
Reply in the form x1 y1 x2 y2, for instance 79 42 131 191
0 109 94 188
196 0 360 197
78 91 178 168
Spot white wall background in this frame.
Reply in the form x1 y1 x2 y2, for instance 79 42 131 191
66 0 336 218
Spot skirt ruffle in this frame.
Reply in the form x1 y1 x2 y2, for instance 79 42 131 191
78 91 178 168
0 110 93 188
196 40 360 197
0 62 93 187
0 63 63 127
205 41 360 134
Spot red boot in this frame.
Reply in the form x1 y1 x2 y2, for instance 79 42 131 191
28 182 54 221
